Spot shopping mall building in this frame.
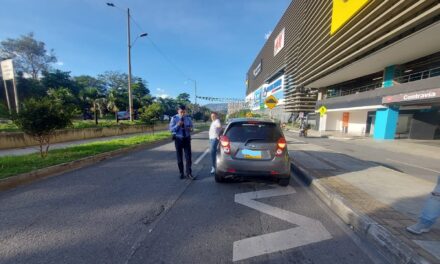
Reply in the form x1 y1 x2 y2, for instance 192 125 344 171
246 0 440 139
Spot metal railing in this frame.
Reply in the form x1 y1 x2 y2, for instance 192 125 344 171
326 82 382 98
325 66 440 99
394 67 440 84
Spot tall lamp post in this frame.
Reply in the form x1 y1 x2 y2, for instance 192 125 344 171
107 3 148 122
188 78 197 104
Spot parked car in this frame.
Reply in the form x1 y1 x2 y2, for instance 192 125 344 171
215 118 291 186
83 110 93 120
117 111 130 121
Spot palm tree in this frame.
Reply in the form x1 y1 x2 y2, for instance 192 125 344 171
80 87 102 125
106 90 119 121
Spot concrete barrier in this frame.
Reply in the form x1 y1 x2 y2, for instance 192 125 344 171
0 124 169 150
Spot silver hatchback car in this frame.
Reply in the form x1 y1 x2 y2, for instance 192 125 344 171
215 118 291 186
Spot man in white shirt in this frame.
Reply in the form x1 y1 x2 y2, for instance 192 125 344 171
209 112 222 174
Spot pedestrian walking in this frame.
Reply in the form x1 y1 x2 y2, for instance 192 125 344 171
209 112 222 174
169 105 195 180
407 175 440 234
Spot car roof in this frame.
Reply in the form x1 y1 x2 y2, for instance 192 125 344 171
227 118 278 124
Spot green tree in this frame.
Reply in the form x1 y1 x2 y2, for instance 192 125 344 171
140 102 164 125
176 93 191 105
132 77 150 109
98 71 129 111
157 97 178 118
41 70 80 96
47 87 79 114
74 75 106 95
13 98 73 157
0 32 57 79
80 87 104 124
15 73 47 100
106 90 119 120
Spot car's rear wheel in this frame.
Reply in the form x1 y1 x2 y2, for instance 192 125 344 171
278 177 290 186
215 172 225 183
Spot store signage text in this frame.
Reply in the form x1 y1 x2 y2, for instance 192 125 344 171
263 77 282 97
382 88 440 104
253 61 262 77
274 28 285 56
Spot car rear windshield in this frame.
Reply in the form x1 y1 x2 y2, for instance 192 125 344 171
225 122 282 142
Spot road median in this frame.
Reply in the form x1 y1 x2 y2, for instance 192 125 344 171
0 132 173 191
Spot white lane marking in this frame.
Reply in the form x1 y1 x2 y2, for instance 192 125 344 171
386 158 440 174
233 186 332 262
194 148 210 165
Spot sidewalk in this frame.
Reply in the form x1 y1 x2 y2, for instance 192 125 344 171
286 132 440 264
287 128 440 161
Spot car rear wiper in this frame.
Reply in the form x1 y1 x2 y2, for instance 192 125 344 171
244 138 266 145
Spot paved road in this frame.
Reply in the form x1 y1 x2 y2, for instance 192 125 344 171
285 131 440 183
0 132 386 263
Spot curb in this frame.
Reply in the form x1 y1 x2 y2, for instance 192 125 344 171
0 139 171 192
291 160 431 264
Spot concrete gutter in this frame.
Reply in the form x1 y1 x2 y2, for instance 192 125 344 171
0 139 170 192
291 160 431 264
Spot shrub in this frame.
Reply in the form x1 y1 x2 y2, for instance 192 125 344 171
13 98 74 157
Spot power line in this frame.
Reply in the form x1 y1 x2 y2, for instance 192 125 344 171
129 16 191 80
196 96 245 103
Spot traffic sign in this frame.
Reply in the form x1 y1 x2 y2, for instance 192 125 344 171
1 59 14 80
264 95 278 109
318 106 327 117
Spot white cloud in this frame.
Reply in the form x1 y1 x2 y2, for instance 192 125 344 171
56 61 64 66
264 31 272 40
155 88 169 98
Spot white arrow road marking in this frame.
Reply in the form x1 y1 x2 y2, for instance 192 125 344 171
233 186 332 262
194 148 210 165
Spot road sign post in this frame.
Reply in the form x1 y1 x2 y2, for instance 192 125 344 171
264 95 278 119
318 106 327 117
2 78 11 114
1 59 18 113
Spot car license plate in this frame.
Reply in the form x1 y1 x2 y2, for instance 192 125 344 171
242 149 262 159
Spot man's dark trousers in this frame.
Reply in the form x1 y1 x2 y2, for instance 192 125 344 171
175 136 192 175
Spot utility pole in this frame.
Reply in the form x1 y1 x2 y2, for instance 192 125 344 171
127 7 134 122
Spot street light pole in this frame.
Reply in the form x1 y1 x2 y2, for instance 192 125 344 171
127 7 134 122
194 79 197 106
188 79 197 105
107 3 147 122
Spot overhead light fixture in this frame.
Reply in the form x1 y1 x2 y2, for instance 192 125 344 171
372 77 383 81
404 69 413 73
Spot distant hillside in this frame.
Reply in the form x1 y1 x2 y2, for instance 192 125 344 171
203 103 228 113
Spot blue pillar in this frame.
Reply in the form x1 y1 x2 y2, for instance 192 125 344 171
374 65 399 140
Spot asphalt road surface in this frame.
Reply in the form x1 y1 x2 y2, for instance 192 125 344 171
0 131 387 264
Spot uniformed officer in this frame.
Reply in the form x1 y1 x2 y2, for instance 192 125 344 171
169 105 195 180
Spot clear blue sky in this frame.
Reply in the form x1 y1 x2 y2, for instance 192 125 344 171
0 0 291 102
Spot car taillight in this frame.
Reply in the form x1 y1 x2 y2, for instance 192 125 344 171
276 137 286 157
220 135 231 155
